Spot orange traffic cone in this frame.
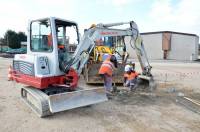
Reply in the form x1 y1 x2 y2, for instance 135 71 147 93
8 65 13 81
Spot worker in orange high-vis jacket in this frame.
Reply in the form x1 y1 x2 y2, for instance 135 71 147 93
99 55 118 95
124 65 139 91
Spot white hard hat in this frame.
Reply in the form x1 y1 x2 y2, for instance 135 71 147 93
124 65 131 72
131 61 135 64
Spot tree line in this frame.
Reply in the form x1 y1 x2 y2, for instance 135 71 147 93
0 30 27 49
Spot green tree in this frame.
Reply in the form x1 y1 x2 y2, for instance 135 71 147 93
0 37 5 45
18 32 27 42
3 30 27 49
4 30 20 49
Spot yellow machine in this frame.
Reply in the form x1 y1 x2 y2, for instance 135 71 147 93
94 46 113 61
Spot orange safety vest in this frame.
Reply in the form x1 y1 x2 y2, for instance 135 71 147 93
98 60 114 76
124 71 138 80
47 34 52 46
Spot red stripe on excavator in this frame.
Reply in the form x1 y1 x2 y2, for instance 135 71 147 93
11 71 65 89
100 32 118 35
11 68 78 90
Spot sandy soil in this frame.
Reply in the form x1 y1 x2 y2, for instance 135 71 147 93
0 57 200 132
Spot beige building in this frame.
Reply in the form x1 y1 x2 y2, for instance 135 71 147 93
126 31 199 61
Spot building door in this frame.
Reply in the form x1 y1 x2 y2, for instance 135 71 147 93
162 33 171 59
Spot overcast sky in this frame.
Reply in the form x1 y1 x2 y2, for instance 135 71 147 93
0 0 200 37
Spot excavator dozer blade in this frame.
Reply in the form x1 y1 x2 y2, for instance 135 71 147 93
49 87 108 113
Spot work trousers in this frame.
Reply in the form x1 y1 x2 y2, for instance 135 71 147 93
102 74 113 92
125 78 137 88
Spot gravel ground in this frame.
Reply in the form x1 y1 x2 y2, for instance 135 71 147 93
0 57 200 132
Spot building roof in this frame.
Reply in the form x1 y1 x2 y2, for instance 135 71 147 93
141 31 198 37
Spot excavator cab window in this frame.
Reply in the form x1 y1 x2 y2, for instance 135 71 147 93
114 36 126 54
55 20 79 46
31 19 53 52
55 20 79 70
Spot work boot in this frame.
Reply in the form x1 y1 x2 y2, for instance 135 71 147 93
130 85 136 92
106 91 114 99
112 86 120 93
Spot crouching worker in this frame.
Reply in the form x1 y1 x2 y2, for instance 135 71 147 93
99 55 118 96
124 65 139 91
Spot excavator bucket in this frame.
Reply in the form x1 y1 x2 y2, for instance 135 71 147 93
49 87 108 113
138 75 156 91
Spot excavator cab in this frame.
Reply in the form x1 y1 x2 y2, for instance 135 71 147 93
30 18 79 73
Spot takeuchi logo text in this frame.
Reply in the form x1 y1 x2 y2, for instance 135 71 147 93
100 32 118 35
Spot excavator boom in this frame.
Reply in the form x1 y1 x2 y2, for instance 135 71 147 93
67 21 152 80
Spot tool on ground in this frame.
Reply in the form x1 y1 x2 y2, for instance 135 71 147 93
176 96 200 114
184 97 200 106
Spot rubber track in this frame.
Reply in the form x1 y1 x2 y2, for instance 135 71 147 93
21 87 51 117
